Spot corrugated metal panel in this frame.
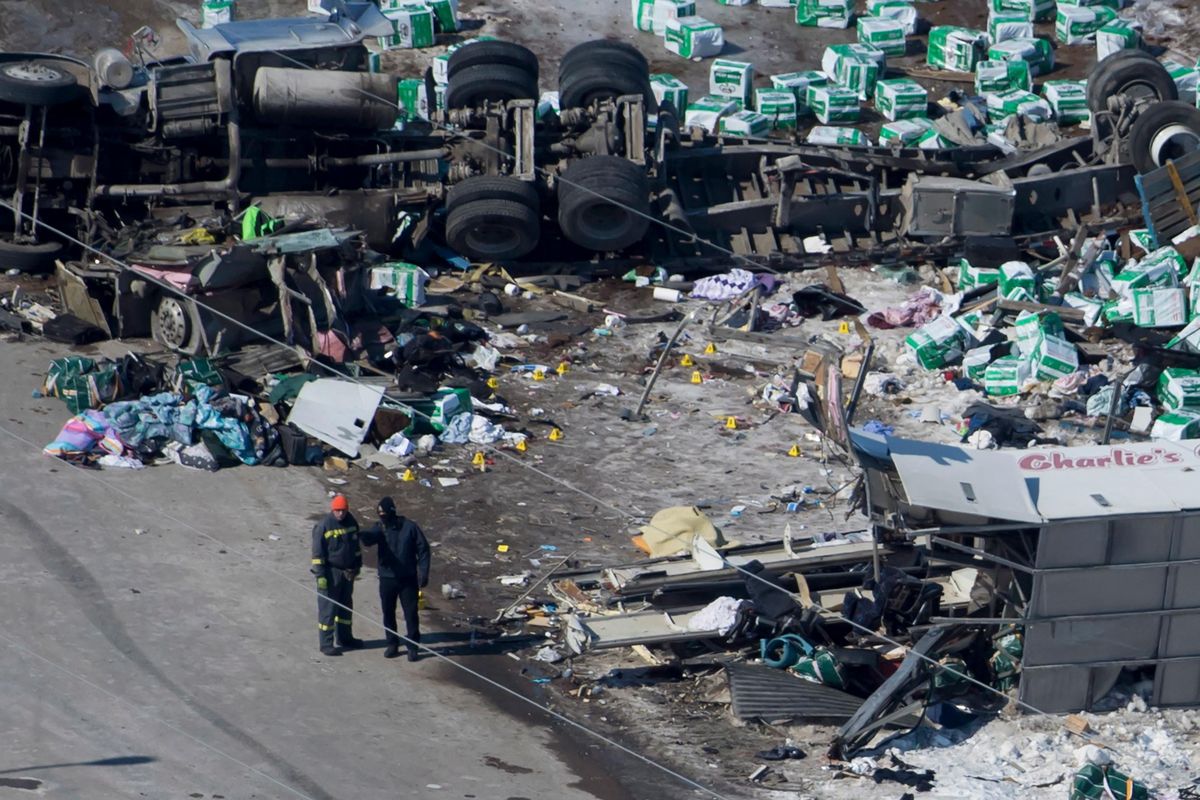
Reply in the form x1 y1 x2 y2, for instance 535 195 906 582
725 663 863 722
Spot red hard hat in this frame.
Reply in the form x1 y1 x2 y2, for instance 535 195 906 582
330 494 349 511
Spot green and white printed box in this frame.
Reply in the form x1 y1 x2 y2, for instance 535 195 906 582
1146 246 1189 280
1112 259 1180 298
963 347 994 380
651 0 696 34
397 77 430 121
878 117 933 146
710 59 754 108
956 257 1001 291
650 74 689 112
1056 6 1117 44
1158 368 1200 410
201 0 233 28
664 17 725 59
927 26 987 72
806 125 870 146
822 44 884 100
988 37 1054 76
771 71 827 113
379 4 435 49
1133 287 1188 328
369 262 429 306
1042 80 1089 125
795 0 852 29
868 0 918 34
759 0 795 6
1032 335 1078 381
1013 310 1045 356
806 85 860 123
536 91 559 120
986 88 1052 122
1151 409 1200 441
1163 60 1200 106
984 355 1030 396
988 12 1033 43
1096 19 1140 60
858 17 907 57
874 78 927 121
683 95 738 132
989 0 1055 22
633 0 655 31
719 109 770 137
905 315 965 370
976 59 1032 94
755 89 798 129
425 0 459 32
916 129 956 150
1057 0 1120 8
1000 260 1036 301
1062 292 1105 327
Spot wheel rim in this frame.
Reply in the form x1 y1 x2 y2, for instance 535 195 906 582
156 297 191 350
1118 79 1162 102
464 221 522 258
1150 123 1200 168
3 62 65 83
577 202 633 244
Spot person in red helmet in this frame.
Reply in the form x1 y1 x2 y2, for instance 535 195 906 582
311 494 363 656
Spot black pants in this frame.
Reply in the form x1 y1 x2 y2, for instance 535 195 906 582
379 576 420 654
317 569 356 650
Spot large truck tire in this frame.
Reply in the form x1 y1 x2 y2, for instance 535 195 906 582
1128 101 1200 174
558 43 656 111
445 63 538 108
447 175 540 210
559 40 647 79
0 238 63 273
0 60 80 106
557 156 650 252
446 195 540 261
447 41 539 84
1086 51 1177 114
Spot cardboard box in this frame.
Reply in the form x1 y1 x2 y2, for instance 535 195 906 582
683 95 738 132
1056 6 1117 45
858 17 907 57
370 262 429 306
651 0 696 34
984 355 1030 396
771 70 827 114
975 59 1032 94
397 77 430 121
874 78 927 121
956 258 1001 291
1133 287 1188 328
710 59 754 107
1096 19 1140 60
927 26 986 72
986 88 1052 122
650 74 689 112
915 129 956 150
664 17 725 59
1031 335 1078 381
755 89 798 129
878 117 934 146
425 0 459 32
806 125 869 146
989 0 1055 22
379 4 436 49
1158 368 1200 410
999 260 1037 301
1150 409 1200 440
963 346 994 380
806 86 860 124
868 0 918 33
200 0 233 28
795 0 853 29
719 110 770 137
1042 80 1089 125
988 12 1033 43
905 315 965 370
988 37 1055 76
822 44 885 100
632 0 656 31
1163 59 1200 106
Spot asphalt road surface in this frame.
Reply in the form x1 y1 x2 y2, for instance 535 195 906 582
0 338 672 800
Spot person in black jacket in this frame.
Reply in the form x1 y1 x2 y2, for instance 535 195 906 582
361 496 431 661
311 494 364 656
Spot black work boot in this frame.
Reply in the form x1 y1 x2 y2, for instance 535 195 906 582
384 644 400 659
407 648 420 662
339 636 365 650
320 646 342 657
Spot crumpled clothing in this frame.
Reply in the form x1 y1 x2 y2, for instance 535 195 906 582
863 372 905 396
792 284 865 320
1086 385 1152 418
686 596 750 635
1050 369 1090 397
691 269 757 301
380 432 415 457
104 386 259 465
43 409 126 460
98 454 144 469
438 412 473 444
862 420 895 435
866 287 945 330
